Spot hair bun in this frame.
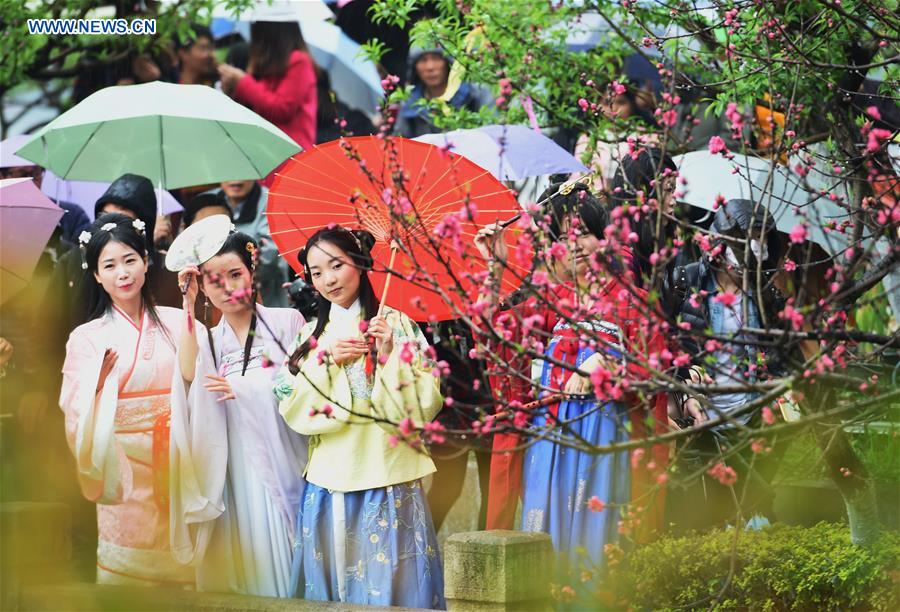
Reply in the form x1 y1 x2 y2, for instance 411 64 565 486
351 229 376 254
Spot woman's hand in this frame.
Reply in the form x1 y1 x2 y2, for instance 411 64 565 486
96 348 119 393
0 337 13 368
204 374 235 402
178 266 200 312
681 366 710 424
329 338 369 365
473 222 509 265
563 352 606 396
367 316 394 360
217 64 245 95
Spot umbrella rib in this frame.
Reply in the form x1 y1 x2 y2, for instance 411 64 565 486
418 169 495 210
410 155 468 203
275 163 370 201
407 142 433 197
59 122 103 178
267 192 360 211
215 120 266 179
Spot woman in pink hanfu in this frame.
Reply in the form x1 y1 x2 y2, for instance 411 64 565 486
59 213 192 586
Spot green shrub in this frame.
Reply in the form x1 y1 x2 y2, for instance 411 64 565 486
605 523 899 610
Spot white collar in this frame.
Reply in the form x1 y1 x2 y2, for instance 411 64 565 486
329 299 361 323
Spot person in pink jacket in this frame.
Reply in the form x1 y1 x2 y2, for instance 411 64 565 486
218 21 317 152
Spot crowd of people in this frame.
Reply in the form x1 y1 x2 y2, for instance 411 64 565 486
1 7 897 612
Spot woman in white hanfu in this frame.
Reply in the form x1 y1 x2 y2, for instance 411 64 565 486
60 213 192 586
169 230 307 597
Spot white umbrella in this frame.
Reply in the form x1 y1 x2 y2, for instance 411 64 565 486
302 21 383 116
674 150 871 255
211 0 331 24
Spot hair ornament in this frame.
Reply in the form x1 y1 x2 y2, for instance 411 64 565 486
348 229 362 250
558 181 577 196
132 219 146 235
101 222 117 232
246 241 257 255
78 231 92 245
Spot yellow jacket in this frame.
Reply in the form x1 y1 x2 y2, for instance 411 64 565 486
275 300 441 492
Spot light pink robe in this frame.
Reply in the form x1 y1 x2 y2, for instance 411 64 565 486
60 304 193 586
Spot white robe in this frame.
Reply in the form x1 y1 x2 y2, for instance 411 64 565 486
170 304 307 597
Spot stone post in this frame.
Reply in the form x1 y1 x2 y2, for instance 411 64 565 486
1 503 72 611
443 530 553 611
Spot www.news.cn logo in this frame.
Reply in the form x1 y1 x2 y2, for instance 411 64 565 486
27 18 156 36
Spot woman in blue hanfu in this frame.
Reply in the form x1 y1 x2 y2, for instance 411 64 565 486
273 225 445 609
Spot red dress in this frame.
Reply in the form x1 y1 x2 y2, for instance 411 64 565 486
234 50 317 151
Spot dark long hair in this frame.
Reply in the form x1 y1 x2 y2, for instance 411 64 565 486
609 147 678 286
201 231 259 373
287 226 379 375
83 213 173 347
249 21 310 79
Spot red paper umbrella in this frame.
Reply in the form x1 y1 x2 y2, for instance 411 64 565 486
267 136 531 321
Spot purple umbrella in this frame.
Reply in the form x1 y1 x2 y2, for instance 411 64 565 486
414 124 588 181
0 178 64 304
40 172 183 220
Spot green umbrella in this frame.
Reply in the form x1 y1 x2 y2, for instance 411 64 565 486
16 81 301 189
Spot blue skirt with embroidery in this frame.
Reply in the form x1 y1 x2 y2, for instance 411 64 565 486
290 480 445 610
520 341 630 569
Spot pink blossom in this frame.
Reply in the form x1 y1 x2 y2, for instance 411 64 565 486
708 136 728 155
587 496 606 512
866 128 892 153
714 291 738 307
789 224 808 244
660 109 677 128
707 462 738 486
577 98 589 111
762 406 776 425
779 305 805 331
630 448 645 469
866 105 882 121
399 342 414 364
398 417 415 436
783 259 797 272
610 81 627 96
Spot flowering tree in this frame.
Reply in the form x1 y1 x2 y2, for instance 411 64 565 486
358 0 899 553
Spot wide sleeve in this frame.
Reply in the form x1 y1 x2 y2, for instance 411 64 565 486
233 53 316 124
278 323 354 435
371 311 443 429
59 327 132 505
169 321 228 565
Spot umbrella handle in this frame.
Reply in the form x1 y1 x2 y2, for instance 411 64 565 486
376 245 399 318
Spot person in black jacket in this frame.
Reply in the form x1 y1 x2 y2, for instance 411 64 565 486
663 198 790 532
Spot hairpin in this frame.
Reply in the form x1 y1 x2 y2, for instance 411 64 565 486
558 182 576 196
246 241 257 255
101 222 117 231
132 219 145 235
78 231 92 245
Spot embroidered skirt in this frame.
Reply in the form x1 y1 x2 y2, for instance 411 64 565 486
290 480 445 609
521 394 630 569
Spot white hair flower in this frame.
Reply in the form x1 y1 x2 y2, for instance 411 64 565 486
78 231 92 245
132 219 146 233
101 222 117 232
